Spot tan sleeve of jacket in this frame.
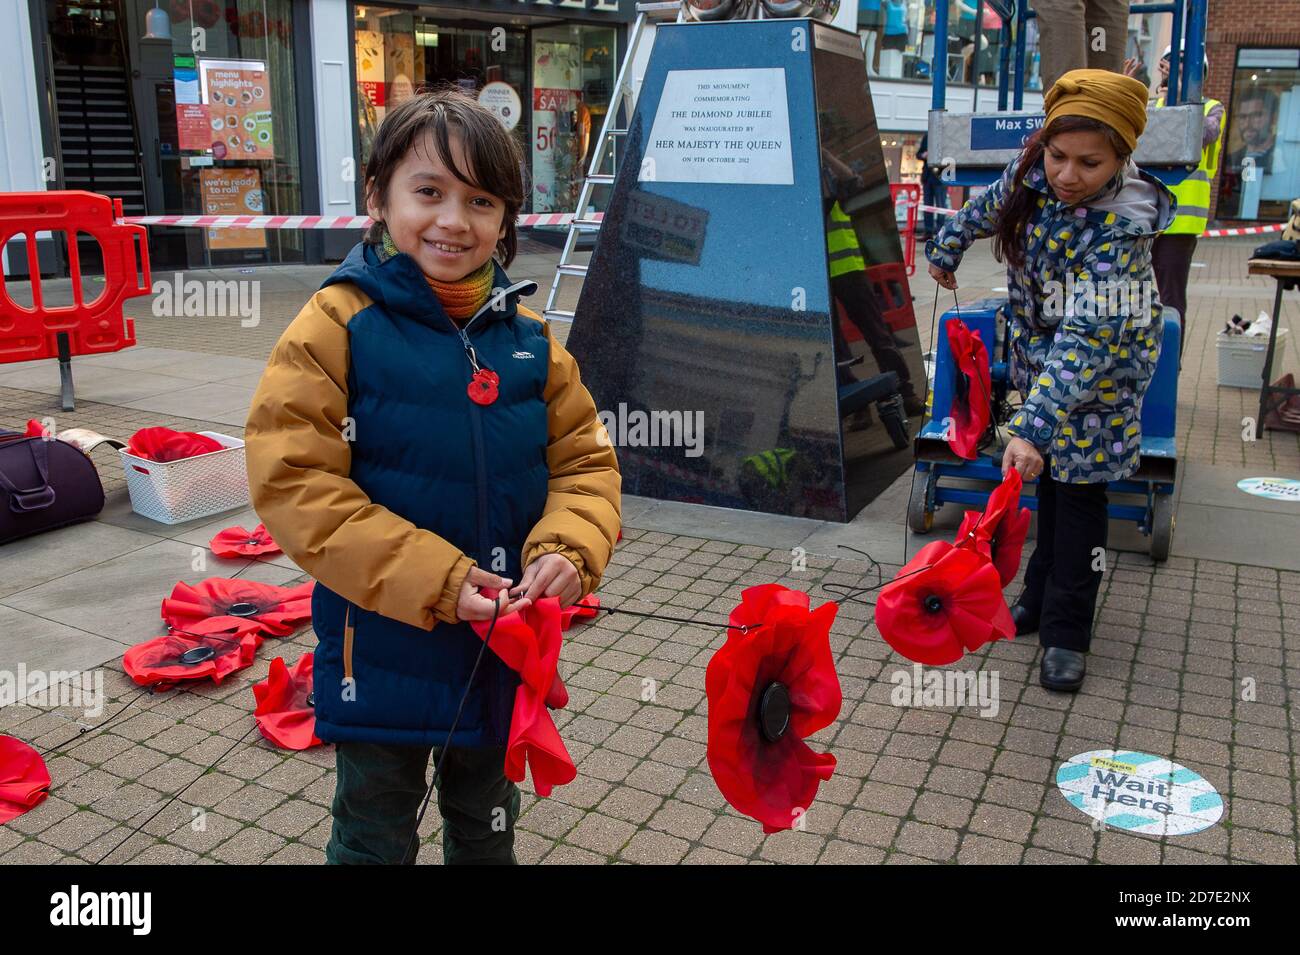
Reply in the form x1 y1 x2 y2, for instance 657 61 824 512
244 284 474 630
519 307 622 597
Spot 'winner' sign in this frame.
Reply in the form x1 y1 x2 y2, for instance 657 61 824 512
640 68 793 185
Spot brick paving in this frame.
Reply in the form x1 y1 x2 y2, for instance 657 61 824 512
0 235 1297 865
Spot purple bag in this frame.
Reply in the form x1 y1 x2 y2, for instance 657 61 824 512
0 430 105 545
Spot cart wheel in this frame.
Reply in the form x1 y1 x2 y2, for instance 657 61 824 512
880 398 910 450
908 469 935 534
1149 492 1175 562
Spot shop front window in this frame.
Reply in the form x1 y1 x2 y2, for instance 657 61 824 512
354 7 530 200
857 1 1032 90
1218 49 1300 222
530 23 616 214
155 0 304 265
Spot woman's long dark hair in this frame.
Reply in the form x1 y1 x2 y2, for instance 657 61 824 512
992 115 1130 269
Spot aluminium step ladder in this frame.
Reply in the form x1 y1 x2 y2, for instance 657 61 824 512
542 1 683 326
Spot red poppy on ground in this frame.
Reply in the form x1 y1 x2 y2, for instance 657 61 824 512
126 427 224 462
953 469 1033 588
0 736 50 824
874 540 1016 665
471 595 576 796
944 319 992 459
560 594 600 630
209 523 281 559
123 617 263 688
252 654 322 750
705 584 842 834
162 578 314 637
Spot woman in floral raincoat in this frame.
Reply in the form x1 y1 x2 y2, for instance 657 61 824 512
926 69 1175 693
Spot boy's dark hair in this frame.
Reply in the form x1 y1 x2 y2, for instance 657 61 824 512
363 86 525 267
992 115 1130 269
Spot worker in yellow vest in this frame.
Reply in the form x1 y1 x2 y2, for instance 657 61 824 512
826 199 921 414
1150 47 1225 356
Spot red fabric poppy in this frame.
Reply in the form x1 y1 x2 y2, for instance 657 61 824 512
470 595 576 797
705 584 842 834
122 617 263 688
945 319 992 459
874 541 1016 665
953 469 1033 588
0 736 50 824
161 578 314 637
126 427 224 462
560 595 600 630
252 654 322 750
468 369 500 406
209 523 281 559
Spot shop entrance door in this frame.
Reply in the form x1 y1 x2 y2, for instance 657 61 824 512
44 0 151 272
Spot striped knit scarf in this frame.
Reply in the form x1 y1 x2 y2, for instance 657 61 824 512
379 229 495 322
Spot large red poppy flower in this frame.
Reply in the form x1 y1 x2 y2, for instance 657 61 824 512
560 595 600 630
0 736 50 824
126 427 225 462
705 584 842 834
123 617 263 688
953 469 1032 588
875 541 1015 665
471 596 576 796
945 319 992 459
209 523 281 559
252 655 322 750
162 578 314 637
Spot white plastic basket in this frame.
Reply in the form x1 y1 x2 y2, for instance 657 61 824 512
118 431 249 525
1217 330 1287 389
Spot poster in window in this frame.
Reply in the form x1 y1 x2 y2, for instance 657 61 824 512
479 82 523 132
356 30 387 120
200 167 268 251
532 39 584 213
199 59 274 160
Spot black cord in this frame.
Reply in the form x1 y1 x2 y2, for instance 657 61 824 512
93 722 258 865
903 286 946 567
594 605 753 634
402 597 502 864
37 683 158 757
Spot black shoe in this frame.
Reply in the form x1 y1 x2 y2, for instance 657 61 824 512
1009 603 1038 636
1040 647 1086 693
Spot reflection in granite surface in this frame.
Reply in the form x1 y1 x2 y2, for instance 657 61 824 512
566 19 926 521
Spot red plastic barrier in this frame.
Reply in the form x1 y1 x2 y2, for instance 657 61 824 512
0 191 149 364
889 182 920 276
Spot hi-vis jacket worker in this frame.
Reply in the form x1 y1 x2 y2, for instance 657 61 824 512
1149 46 1225 352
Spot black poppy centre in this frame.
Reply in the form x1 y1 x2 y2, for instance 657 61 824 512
758 681 791 742
178 646 217 666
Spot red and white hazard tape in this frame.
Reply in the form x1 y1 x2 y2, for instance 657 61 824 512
1200 222 1285 238
120 211 602 230
128 206 1282 241
915 204 1285 239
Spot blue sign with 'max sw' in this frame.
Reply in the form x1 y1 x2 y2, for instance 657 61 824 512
970 114 1046 150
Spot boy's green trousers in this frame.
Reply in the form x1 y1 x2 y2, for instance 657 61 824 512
325 740 520 865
